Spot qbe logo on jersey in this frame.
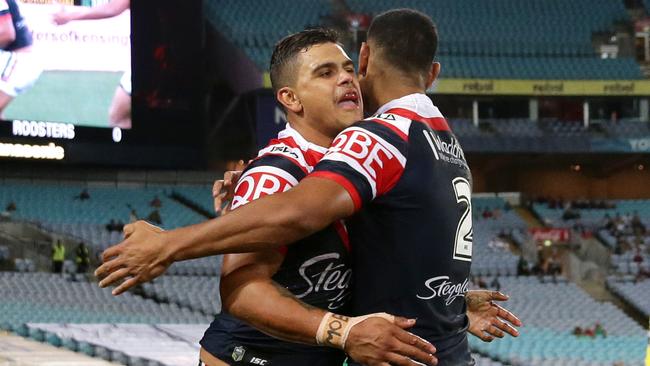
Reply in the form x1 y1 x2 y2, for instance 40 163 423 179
231 166 298 210
325 127 406 198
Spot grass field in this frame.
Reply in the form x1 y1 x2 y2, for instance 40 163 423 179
4 70 122 128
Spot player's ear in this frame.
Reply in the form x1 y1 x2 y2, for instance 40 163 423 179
277 87 302 114
425 62 440 90
358 42 369 77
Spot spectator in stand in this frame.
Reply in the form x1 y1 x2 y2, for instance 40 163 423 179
631 211 646 235
127 205 138 223
150 195 162 208
1 200 16 219
617 236 631 254
503 200 512 211
106 219 126 232
547 252 562 276
623 212 633 227
488 237 508 251
51 240 65 274
594 323 607 338
74 188 90 201
614 212 623 228
562 205 580 221
572 220 586 234
572 326 583 337
633 246 644 265
105 219 117 232
75 242 90 274
492 207 502 219
490 276 501 291
5 201 16 212
517 256 530 276
603 213 614 231
482 208 493 219
146 208 162 225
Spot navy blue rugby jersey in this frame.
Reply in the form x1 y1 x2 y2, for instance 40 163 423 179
311 93 473 349
0 0 32 51
201 125 352 356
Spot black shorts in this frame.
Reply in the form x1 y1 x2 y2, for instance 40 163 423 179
200 330 345 366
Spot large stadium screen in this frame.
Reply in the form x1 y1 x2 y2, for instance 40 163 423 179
0 0 205 167
4 0 131 130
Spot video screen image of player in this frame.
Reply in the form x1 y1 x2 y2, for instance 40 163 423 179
2 0 131 129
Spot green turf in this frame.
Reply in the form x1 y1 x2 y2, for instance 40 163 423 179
4 70 122 128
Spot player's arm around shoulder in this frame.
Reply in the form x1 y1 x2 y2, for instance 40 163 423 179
217 160 437 365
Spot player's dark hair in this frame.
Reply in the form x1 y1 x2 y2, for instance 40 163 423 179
269 28 340 93
367 9 438 80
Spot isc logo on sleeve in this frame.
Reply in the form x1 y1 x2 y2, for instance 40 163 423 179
230 166 298 210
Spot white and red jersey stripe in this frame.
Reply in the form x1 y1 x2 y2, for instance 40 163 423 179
229 122 351 261
231 124 327 210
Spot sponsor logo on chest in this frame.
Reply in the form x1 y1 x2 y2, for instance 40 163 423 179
416 276 469 306
422 130 468 169
295 253 352 310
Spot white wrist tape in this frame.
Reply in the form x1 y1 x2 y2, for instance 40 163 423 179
315 312 395 349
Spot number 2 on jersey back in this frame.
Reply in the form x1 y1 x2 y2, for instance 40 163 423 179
452 177 473 262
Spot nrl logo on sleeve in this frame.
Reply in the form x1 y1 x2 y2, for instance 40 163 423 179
232 345 246 362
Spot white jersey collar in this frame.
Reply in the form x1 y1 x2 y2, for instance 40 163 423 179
374 93 442 118
278 123 329 154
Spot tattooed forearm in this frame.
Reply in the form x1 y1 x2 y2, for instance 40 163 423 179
271 282 319 312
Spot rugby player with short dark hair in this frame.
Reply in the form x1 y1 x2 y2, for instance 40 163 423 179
98 9 522 366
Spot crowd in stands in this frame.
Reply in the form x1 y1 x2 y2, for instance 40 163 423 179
105 219 125 232
474 201 513 220
473 275 502 291
516 252 563 278
74 188 90 201
572 323 607 338
531 197 616 223
602 212 647 242
51 241 90 275
108 195 165 230
534 197 617 211
603 212 650 281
